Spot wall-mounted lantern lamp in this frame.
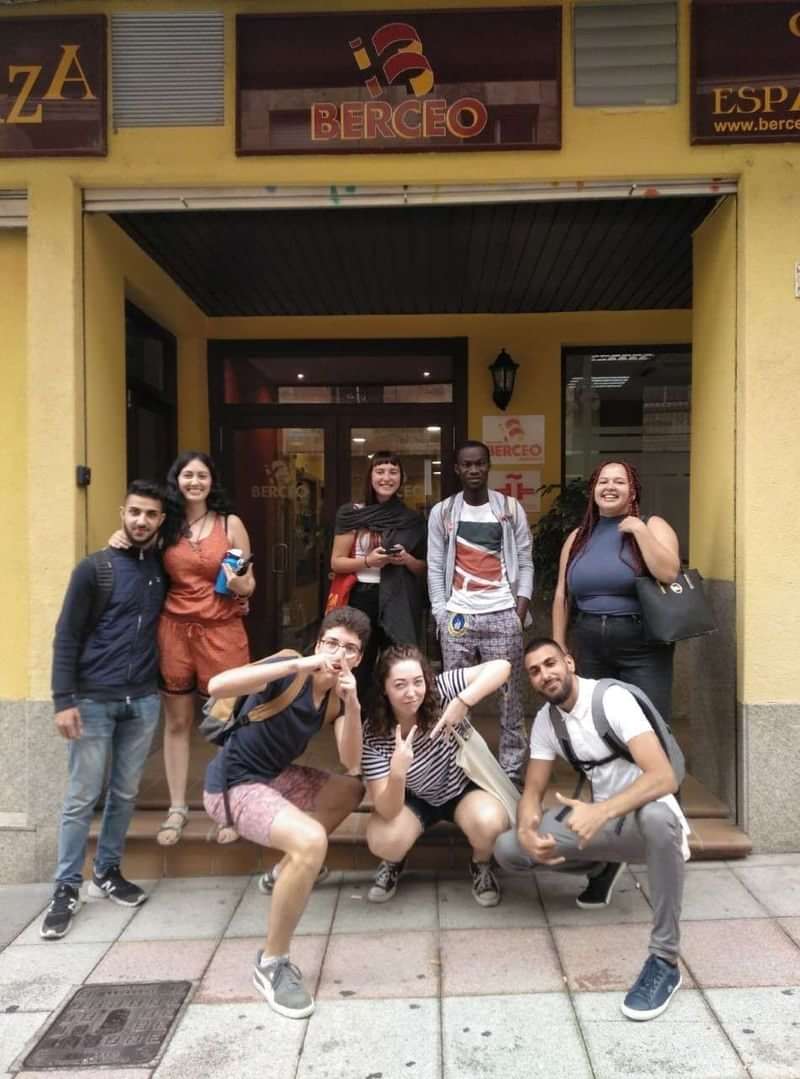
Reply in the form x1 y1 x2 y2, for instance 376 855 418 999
488 348 519 411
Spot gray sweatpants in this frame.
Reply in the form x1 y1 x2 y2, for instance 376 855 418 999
494 800 684 963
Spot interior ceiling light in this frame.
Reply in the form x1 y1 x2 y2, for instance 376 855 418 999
432 459 441 465
423 371 431 378
426 426 441 432
590 353 654 364
352 437 366 443
567 376 630 390
297 373 305 379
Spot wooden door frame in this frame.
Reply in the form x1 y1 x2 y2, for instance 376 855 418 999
207 336 468 498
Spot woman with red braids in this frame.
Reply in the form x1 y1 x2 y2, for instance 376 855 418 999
552 461 680 721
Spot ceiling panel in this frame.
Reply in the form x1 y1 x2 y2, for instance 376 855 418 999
112 196 717 317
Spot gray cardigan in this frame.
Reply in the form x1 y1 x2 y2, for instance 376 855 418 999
426 490 534 620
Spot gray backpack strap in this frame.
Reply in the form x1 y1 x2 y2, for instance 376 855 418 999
590 680 635 763
548 703 588 814
590 678 686 787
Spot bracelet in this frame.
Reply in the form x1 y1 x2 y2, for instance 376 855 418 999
364 553 371 568
456 693 471 708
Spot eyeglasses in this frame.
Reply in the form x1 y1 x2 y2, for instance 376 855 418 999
319 637 361 660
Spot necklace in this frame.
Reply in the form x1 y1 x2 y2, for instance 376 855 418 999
185 509 211 549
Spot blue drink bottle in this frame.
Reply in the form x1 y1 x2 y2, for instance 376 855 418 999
215 548 243 595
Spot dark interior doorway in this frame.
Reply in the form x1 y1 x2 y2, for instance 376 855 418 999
209 338 467 657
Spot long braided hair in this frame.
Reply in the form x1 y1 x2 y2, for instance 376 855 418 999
566 460 644 580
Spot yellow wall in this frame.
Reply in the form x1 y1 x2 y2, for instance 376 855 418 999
209 308 691 511
0 231 29 697
83 215 206 549
737 160 800 702
0 0 797 195
690 197 736 581
4 0 800 709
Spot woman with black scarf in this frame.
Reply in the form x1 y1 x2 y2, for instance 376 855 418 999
330 451 427 706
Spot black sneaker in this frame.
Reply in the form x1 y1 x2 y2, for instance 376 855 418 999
40 884 81 940
576 862 627 909
470 859 501 907
367 859 406 903
88 866 147 907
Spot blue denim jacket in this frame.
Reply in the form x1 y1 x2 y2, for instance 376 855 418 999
426 490 534 621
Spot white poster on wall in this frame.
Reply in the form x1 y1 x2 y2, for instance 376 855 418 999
482 414 545 466
489 469 541 514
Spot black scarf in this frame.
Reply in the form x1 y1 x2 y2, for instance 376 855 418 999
334 498 427 645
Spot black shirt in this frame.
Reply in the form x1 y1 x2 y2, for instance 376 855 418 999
204 669 335 793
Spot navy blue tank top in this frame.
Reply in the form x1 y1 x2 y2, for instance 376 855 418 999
567 515 641 615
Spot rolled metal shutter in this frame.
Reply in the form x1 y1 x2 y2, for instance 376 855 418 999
574 1 678 107
111 11 224 127
0 190 27 229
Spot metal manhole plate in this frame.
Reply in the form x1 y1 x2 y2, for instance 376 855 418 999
23 980 191 1069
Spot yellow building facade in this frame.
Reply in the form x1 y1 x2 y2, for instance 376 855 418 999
2 0 799 880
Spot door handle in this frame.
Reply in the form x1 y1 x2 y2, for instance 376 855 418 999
271 543 289 574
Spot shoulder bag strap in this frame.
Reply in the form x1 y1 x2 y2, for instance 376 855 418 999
244 649 307 722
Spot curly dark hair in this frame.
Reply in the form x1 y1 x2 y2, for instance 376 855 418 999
162 450 233 548
370 645 443 737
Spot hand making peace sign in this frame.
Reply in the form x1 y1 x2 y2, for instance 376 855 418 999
389 723 417 779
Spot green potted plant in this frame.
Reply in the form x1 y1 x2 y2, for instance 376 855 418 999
532 478 589 603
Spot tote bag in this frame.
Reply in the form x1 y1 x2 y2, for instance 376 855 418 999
635 569 717 643
453 721 520 825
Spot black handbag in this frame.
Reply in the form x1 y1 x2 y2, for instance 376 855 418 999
635 569 717 643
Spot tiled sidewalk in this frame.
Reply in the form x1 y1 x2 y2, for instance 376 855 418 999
2 855 800 1079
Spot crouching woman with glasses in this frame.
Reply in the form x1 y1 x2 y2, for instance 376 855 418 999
362 645 512 907
203 607 370 1020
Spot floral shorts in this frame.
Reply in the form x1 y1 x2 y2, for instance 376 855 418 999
203 766 330 847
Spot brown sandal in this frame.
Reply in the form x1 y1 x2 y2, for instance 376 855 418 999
157 806 189 846
205 823 240 845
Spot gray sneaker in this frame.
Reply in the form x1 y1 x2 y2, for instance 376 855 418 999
470 859 501 907
257 865 329 895
252 951 314 1019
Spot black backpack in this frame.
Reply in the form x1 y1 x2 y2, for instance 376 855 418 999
84 550 114 641
549 678 685 811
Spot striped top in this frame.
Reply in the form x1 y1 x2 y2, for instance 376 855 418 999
361 667 470 806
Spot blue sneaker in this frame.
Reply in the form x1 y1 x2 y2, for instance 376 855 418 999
621 954 682 1021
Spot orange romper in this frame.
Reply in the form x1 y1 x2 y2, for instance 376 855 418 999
158 516 250 696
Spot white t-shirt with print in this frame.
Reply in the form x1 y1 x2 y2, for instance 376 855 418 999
530 677 691 859
446 502 515 615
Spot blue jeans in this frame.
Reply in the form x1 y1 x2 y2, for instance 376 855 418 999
54 694 161 887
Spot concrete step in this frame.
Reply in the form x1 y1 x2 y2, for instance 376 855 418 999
87 805 750 881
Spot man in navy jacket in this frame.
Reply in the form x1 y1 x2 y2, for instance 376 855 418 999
42 480 166 939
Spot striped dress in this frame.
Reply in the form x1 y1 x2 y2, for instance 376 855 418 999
361 668 471 806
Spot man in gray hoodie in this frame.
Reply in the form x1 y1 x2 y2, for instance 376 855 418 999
427 441 533 782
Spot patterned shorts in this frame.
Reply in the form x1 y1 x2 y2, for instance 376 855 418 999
203 766 330 847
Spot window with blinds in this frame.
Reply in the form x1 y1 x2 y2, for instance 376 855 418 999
111 12 224 128
574 1 678 107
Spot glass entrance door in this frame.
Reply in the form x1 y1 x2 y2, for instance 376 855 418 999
213 337 466 656
348 424 447 513
226 420 334 659
222 416 452 657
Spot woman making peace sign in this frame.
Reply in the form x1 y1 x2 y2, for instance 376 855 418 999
361 645 511 906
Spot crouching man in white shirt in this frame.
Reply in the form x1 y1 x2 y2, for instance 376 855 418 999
494 638 689 1022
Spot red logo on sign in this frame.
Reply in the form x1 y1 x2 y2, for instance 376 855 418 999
311 21 488 143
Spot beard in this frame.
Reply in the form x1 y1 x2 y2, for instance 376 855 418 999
542 670 574 707
123 523 156 548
